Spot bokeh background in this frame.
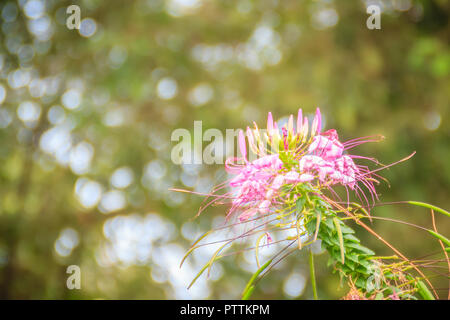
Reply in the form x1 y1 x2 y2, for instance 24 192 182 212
0 0 448 299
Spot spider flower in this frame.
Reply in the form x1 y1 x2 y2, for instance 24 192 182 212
223 107 382 223
179 107 424 300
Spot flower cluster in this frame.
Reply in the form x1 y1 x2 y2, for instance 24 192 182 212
180 106 439 301
224 107 381 222
180 107 440 301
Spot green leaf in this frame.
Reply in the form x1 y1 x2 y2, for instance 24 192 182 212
346 253 359 263
333 217 345 264
355 277 366 289
375 292 384 300
339 264 352 274
346 260 356 270
296 197 306 214
343 234 360 243
329 248 342 262
358 259 371 269
306 218 317 235
416 280 435 300
326 235 341 247
345 242 375 256
338 223 355 234
323 218 335 230
356 265 371 275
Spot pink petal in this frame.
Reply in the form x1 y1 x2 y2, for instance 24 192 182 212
267 112 273 133
314 107 322 134
246 126 255 151
273 121 279 135
238 130 247 160
297 108 303 135
271 175 285 190
302 117 309 137
299 173 314 182
288 115 294 134
284 171 300 182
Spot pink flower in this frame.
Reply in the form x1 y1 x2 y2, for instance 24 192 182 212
221 107 381 221
308 129 344 161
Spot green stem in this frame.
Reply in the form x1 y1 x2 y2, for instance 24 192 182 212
309 249 318 300
241 259 272 300
428 230 450 247
242 286 255 300
407 201 450 218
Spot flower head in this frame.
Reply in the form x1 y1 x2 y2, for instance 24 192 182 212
178 106 420 300
224 107 383 223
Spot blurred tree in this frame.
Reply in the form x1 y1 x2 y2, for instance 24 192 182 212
0 0 448 299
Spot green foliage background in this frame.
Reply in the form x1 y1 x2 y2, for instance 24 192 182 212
0 0 448 299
